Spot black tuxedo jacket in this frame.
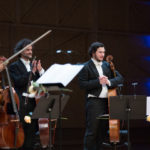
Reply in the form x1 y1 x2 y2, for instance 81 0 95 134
8 59 40 116
9 59 40 99
9 59 40 148
78 59 124 97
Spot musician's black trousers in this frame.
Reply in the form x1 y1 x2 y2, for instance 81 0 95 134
84 97 109 150
19 98 38 150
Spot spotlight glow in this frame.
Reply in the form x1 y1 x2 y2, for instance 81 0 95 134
56 50 62 53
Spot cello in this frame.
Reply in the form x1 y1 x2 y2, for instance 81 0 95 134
38 117 57 148
0 56 24 148
31 87 57 148
106 55 120 144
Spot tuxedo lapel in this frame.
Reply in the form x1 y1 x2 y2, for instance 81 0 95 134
18 59 28 73
88 60 99 77
102 62 110 76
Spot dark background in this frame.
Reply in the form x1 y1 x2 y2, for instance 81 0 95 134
1 0 150 144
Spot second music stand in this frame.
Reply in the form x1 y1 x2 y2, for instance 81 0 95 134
109 95 146 150
32 90 70 150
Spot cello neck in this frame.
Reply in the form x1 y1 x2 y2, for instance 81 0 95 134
5 66 20 120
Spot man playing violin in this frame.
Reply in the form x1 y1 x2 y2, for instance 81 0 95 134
78 42 123 150
9 39 44 150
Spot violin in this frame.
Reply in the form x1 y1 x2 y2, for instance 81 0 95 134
106 55 120 144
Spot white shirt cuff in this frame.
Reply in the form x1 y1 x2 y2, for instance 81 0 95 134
108 80 111 86
39 68 45 76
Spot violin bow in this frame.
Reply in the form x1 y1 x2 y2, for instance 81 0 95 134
3 30 52 66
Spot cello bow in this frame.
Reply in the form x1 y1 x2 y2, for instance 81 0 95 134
3 30 52 66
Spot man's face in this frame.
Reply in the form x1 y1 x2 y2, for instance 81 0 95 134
21 45 33 60
92 47 105 62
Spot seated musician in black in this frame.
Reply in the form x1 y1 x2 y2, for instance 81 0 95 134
9 39 44 150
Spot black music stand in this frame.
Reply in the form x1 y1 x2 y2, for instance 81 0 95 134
109 95 146 150
34 63 83 150
32 93 69 150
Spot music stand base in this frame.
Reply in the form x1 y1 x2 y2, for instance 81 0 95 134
102 142 128 150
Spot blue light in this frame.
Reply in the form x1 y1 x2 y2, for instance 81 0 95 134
143 36 150 48
132 35 150 48
144 56 150 61
145 79 150 87
136 1 150 6
143 56 150 61
66 50 72 54
144 78 150 91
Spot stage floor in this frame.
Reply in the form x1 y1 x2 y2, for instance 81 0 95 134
34 128 150 150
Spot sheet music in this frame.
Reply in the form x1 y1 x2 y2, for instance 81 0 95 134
147 97 150 115
36 63 84 87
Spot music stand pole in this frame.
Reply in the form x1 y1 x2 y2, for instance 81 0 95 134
48 107 52 150
58 93 64 150
31 92 70 150
126 106 131 150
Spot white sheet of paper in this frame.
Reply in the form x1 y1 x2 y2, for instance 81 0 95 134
36 63 84 87
146 97 150 115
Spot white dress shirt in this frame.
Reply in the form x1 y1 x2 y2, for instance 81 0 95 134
88 58 110 98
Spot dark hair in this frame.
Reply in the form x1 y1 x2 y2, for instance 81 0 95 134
88 42 105 57
13 38 32 56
